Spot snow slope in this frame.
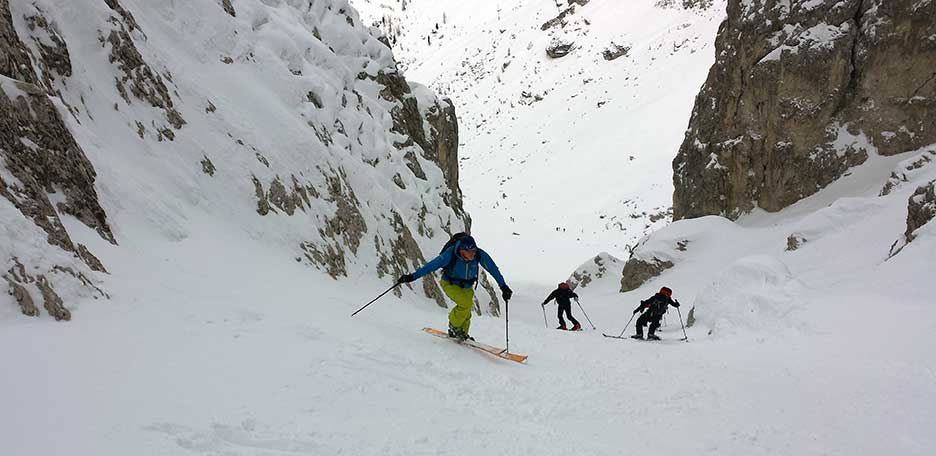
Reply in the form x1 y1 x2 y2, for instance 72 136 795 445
353 0 728 281
4 148 934 455
1 0 484 317
0 147 936 456
3 1 935 455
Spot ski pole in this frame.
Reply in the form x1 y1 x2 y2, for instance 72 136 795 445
351 283 398 317
541 304 549 328
676 305 689 342
574 298 596 330
505 297 510 353
617 312 637 338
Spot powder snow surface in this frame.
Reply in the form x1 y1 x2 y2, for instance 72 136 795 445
2 1 935 455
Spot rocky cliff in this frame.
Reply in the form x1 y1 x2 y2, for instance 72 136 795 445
673 0 936 219
0 0 489 319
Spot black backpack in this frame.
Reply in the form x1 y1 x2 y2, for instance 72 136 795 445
439 232 468 257
650 295 669 316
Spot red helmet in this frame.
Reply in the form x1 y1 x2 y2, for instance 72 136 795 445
659 287 672 297
559 282 569 289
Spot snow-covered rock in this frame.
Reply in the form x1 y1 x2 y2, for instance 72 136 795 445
0 0 485 319
568 251 624 289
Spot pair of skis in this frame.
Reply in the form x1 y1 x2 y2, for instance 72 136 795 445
602 333 688 343
423 327 528 363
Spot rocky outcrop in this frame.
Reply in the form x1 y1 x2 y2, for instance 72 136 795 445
1 0 111 321
674 0 936 220
546 40 574 58
477 271 501 317
423 97 460 201
889 180 936 258
542 8 576 32
655 0 714 10
785 234 807 251
904 181 936 244
3 257 105 320
620 257 674 293
105 0 185 133
1 3 113 249
220 0 236 17
602 43 630 61
880 149 936 196
373 72 467 222
570 252 625 289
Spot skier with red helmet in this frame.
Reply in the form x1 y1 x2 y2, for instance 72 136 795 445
631 286 680 340
542 282 581 331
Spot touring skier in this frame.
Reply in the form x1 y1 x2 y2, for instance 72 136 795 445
397 234 512 341
631 286 680 340
542 282 581 330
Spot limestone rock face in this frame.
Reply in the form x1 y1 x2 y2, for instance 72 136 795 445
674 0 936 220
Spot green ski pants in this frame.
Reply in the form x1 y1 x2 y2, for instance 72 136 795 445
440 279 474 334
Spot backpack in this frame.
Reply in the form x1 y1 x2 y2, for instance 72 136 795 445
439 232 478 286
439 232 468 257
650 295 669 316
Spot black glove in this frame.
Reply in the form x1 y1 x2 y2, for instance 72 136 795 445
397 273 415 284
672 300 681 308
633 308 641 315
501 285 513 301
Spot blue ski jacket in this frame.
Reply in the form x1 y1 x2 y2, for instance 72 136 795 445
411 242 507 289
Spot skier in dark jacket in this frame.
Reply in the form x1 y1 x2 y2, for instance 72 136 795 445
543 282 580 330
632 286 679 340
398 235 511 341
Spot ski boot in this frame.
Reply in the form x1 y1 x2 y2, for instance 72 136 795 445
570 323 582 331
646 334 661 341
448 324 468 341
631 333 644 340
556 324 568 330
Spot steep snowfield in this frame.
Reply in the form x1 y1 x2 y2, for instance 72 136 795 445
4 148 934 454
3 1 935 455
354 0 727 281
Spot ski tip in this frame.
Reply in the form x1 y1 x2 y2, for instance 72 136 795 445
501 353 529 363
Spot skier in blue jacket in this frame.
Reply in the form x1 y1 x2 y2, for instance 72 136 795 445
398 235 512 340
